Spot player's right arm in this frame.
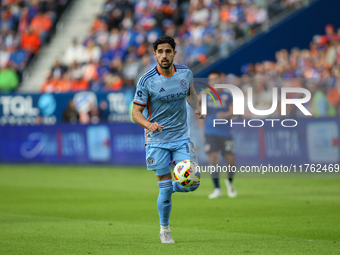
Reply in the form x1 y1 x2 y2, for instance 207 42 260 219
132 104 163 132
132 78 164 132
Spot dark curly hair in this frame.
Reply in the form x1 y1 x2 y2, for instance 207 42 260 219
153 35 176 51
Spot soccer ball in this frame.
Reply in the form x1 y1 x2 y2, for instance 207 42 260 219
173 160 200 187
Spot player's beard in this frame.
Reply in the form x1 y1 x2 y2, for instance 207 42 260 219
159 58 173 69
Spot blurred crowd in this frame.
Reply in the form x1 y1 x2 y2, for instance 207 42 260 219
0 0 72 93
229 24 340 118
56 20 340 126
62 99 104 124
41 0 304 94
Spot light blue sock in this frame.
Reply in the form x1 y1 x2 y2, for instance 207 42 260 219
158 179 173 226
172 181 200 193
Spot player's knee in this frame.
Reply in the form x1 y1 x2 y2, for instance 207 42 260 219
155 167 171 178
230 158 236 166
209 158 218 165
224 155 235 165
208 154 219 165
211 159 219 165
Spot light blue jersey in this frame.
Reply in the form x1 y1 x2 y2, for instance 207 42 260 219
133 65 193 144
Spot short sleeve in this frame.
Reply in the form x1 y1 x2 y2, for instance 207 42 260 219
133 78 149 106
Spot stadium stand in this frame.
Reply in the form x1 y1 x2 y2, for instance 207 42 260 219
0 0 72 93
41 0 305 94
236 23 340 118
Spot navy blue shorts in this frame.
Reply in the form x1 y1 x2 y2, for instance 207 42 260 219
205 135 234 155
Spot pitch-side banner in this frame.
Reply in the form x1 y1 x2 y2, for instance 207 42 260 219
0 118 339 166
0 89 135 125
232 117 339 166
190 117 339 168
0 123 145 165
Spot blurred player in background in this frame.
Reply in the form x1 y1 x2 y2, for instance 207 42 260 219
204 71 237 199
132 35 203 243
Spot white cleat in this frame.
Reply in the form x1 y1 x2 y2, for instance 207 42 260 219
225 179 237 198
160 226 175 243
208 188 222 199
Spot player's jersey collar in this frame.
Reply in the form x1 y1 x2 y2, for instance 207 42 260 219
156 65 176 77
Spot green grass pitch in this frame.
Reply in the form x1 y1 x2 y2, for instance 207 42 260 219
0 165 339 255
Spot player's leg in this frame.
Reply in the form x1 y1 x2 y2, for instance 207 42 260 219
172 139 200 192
224 154 235 182
207 152 222 198
156 170 173 228
222 137 237 198
205 135 222 199
156 170 175 243
145 144 174 243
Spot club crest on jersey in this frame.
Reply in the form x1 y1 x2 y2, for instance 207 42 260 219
180 79 188 89
147 157 155 166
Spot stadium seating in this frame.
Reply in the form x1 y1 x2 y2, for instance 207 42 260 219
41 0 304 93
236 23 340 118
0 0 72 93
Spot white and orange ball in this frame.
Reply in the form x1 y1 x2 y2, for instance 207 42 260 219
173 160 200 187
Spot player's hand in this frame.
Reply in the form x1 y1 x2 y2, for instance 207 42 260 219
195 107 206 119
148 122 164 132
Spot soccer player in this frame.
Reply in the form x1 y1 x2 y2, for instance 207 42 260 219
204 71 237 199
132 35 203 243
